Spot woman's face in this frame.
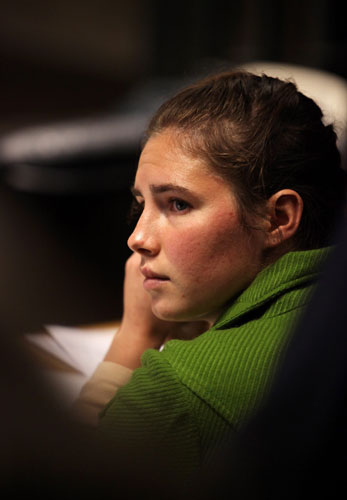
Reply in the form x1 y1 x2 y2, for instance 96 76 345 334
128 130 267 325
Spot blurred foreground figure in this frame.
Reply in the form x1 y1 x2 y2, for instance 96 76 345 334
187 217 347 499
0 328 167 497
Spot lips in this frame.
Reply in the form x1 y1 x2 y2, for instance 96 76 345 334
141 267 169 279
140 267 169 290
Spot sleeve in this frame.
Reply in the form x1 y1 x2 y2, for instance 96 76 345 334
71 361 133 427
97 349 201 480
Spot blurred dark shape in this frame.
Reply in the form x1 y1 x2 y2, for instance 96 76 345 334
0 77 194 194
0 184 134 335
0 114 143 194
0 321 171 498
1 63 346 194
186 215 347 499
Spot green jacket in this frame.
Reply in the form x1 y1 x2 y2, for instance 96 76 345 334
98 248 329 479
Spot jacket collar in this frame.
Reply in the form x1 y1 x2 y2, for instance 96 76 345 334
214 247 331 329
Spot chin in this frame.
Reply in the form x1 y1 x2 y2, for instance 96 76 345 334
151 301 205 323
151 301 182 320
152 308 185 322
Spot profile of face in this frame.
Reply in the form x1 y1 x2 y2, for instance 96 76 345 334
128 130 268 326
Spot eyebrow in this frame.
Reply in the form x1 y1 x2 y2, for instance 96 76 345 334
131 183 192 197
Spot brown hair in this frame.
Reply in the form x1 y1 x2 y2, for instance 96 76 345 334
144 70 346 249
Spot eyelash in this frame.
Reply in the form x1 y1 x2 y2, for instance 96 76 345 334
127 197 191 225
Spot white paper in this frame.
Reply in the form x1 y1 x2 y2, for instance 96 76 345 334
45 324 116 377
26 331 79 369
25 323 117 406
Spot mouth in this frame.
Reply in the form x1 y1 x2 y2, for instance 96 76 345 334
140 267 169 290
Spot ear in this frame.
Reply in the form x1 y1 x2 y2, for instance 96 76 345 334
264 189 304 248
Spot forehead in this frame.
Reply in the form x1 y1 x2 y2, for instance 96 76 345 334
136 131 227 191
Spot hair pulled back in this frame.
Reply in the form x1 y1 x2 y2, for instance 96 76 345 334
145 70 346 249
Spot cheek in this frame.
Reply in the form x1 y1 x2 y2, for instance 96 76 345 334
165 232 210 279
165 213 246 283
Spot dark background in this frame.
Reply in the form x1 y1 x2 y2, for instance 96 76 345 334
0 0 346 334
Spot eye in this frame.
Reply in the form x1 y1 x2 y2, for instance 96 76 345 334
170 198 191 212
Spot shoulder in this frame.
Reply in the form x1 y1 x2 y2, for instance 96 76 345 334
101 350 191 419
98 351 203 476
99 351 201 445
160 310 296 428
160 258 321 426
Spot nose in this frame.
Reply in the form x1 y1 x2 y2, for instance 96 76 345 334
127 211 160 256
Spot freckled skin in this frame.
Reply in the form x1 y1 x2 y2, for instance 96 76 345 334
128 131 267 325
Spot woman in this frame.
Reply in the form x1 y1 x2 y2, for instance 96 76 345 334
74 70 346 480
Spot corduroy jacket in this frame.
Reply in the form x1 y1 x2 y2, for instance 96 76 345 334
98 248 329 479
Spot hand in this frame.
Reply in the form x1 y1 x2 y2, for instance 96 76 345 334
104 253 208 369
